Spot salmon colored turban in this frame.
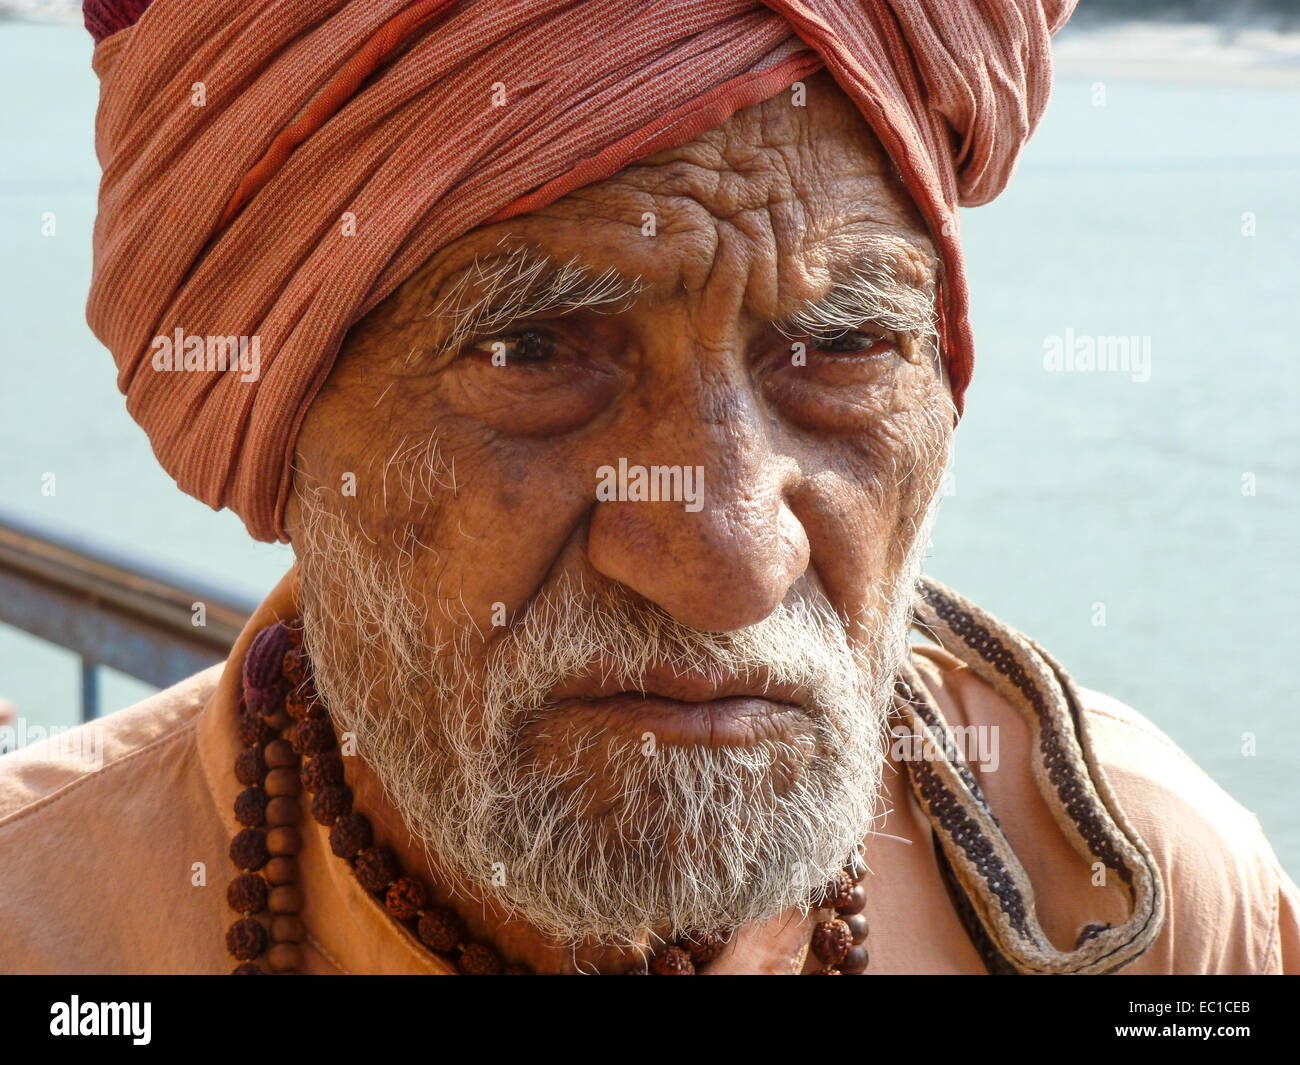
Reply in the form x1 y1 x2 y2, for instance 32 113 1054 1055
85 0 1075 542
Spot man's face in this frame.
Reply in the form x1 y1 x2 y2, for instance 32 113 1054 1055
287 71 952 943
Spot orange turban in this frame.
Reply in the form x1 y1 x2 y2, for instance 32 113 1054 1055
86 0 1075 542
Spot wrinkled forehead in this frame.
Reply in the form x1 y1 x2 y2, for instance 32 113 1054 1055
386 72 938 332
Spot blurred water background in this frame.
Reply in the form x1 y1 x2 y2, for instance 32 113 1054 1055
0 6 1296 877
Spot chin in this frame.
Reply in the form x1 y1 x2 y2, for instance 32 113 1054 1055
409 719 882 943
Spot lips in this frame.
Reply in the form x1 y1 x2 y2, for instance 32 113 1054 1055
547 663 809 747
551 659 806 704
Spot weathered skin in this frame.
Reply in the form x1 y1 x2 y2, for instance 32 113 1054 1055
286 70 952 974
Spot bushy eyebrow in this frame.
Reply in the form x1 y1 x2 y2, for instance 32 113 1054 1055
425 241 642 354
424 237 938 357
775 245 938 342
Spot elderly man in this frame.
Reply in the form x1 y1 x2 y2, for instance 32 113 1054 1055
0 0 1295 975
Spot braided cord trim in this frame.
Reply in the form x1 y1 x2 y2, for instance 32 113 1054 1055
894 576 1166 974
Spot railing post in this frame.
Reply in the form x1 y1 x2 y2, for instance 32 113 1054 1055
81 660 100 722
0 508 257 716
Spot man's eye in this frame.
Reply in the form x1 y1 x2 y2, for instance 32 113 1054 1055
476 329 557 363
809 329 889 354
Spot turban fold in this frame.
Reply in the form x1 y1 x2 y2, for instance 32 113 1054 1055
85 0 1075 542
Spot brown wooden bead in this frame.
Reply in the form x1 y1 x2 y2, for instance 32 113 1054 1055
354 846 401 893
231 963 263 975
310 785 352 826
385 876 428 921
819 869 853 909
269 885 303 914
281 649 307 687
272 915 306 943
264 767 300 797
225 917 267 960
680 931 725 966
226 873 268 915
811 918 853 965
266 826 301 856
844 913 869 944
650 945 695 975
285 684 324 722
457 942 502 974
233 786 268 828
266 941 303 973
329 813 372 859
229 828 269 871
265 796 300 827
263 709 292 732
234 748 267 787
237 709 275 749
264 856 297 886
302 752 345 793
290 717 335 757
244 684 284 720
835 883 867 915
839 944 869 974
624 959 650 975
264 739 297 768
417 907 465 953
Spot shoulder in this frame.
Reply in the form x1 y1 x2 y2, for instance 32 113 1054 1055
1071 687 1269 869
1069 686 1300 973
0 664 221 823
0 665 228 973
911 644 1300 974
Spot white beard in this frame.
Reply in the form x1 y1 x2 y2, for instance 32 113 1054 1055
296 487 938 945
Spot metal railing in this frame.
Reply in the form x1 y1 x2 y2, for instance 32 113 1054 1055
0 509 257 721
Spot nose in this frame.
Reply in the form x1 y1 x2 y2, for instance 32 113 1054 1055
586 384 809 634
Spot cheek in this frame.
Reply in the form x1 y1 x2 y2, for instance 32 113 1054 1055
762 354 905 436
788 467 891 625
385 425 599 636
296 352 604 639
786 387 949 628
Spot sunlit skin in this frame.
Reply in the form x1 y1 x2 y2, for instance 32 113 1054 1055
285 70 954 973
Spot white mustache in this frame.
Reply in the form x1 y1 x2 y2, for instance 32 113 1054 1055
473 574 866 738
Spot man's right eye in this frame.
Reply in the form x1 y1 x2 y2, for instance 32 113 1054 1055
473 329 557 364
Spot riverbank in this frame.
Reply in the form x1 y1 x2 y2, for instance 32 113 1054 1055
1055 18 1300 86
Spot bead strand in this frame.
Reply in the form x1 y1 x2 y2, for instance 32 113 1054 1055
807 861 870 974
225 618 307 973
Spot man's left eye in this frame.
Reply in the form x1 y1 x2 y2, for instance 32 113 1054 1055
809 329 890 354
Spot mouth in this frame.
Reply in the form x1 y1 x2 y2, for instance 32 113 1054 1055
547 663 810 747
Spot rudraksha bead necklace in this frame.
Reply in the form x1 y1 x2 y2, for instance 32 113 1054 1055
225 618 870 974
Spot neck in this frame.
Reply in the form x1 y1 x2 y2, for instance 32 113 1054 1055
344 748 819 974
